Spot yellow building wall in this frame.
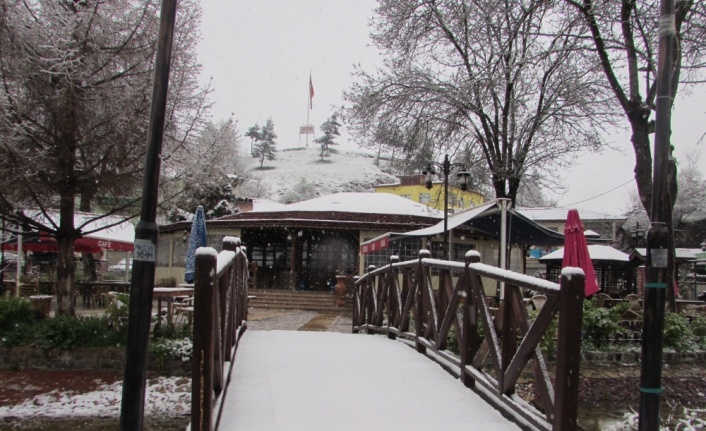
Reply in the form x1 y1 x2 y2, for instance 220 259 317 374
375 183 484 211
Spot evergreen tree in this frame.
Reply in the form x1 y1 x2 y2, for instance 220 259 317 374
252 118 277 168
314 113 341 161
245 123 261 157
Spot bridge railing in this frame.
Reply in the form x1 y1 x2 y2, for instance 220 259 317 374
191 236 249 431
353 250 584 431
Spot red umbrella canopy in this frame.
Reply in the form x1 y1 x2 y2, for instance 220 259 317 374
562 209 600 297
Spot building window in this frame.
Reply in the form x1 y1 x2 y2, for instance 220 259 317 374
400 194 412 200
419 193 430 204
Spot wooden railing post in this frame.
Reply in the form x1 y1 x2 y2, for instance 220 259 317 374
365 265 375 334
461 251 480 388
553 269 585 431
222 238 238 365
191 248 218 431
415 249 430 353
387 256 399 340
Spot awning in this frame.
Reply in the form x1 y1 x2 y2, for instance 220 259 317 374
3 211 134 253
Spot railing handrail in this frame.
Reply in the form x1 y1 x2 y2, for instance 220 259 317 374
190 236 249 431
353 251 584 431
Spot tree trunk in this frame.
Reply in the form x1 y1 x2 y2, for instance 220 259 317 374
628 113 654 220
56 195 77 316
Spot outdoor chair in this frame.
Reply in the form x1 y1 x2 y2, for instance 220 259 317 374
91 285 110 307
18 275 38 297
620 294 643 321
173 296 194 327
530 294 547 311
594 293 611 308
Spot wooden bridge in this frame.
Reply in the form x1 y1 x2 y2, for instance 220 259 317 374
188 238 585 431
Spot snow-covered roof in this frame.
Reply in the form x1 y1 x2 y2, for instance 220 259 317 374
251 198 287 212
539 245 630 262
633 247 699 261
391 201 497 237
516 207 624 221
251 192 442 218
584 229 600 238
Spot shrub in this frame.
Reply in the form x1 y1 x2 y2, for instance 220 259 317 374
663 312 693 351
582 299 620 350
31 315 127 351
149 337 193 363
0 297 38 333
528 309 558 357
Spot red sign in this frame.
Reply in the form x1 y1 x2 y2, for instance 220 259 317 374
360 236 389 254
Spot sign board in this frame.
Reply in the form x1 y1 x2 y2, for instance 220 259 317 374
299 125 315 135
360 235 389 254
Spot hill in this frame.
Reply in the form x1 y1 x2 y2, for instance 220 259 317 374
242 146 399 202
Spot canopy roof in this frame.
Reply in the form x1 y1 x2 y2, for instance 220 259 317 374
360 200 566 254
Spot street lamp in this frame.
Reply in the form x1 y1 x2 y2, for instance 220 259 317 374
422 154 471 260
631 222 645 248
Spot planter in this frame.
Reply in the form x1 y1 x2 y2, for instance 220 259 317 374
335 275 347 306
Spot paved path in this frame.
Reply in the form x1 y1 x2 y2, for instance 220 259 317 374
246 308 352 332
217 330 520 431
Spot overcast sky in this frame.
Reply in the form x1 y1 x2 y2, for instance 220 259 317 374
196 0 706 216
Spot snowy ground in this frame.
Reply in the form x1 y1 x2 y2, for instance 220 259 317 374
242 146 398 200
0 376 190 420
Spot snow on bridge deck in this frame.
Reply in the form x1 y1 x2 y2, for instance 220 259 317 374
218 330 520 431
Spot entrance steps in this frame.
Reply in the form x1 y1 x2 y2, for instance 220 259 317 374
248 289 352 313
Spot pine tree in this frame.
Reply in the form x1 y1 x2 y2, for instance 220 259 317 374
314 113 341 161
252 118 277 168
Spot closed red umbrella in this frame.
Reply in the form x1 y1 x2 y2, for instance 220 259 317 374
562 209 600 297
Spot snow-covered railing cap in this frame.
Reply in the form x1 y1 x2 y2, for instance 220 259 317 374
223 236 241 245
465 250 481 258
196 247 218 257
418 249 431 257
561 267 585 277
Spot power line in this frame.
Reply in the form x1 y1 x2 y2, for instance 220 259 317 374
559 178 634 208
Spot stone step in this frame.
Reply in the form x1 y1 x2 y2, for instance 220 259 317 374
249 302 352 313
248 289 352 312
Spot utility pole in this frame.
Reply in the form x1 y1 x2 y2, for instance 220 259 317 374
119 1 177 429
639 0 675 429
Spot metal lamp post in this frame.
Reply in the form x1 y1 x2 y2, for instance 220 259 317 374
631 222 645 248
422 154 471 260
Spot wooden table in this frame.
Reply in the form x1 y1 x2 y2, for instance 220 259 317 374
153 287 194 328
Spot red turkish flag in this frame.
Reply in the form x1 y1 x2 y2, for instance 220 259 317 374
309 75 314 109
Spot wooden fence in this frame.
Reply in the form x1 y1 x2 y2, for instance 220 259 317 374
191 237 250 431
353 250 585 431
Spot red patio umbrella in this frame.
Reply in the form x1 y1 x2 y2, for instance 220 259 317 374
562 209 600 297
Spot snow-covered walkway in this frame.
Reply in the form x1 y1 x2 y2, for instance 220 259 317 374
217 330 520 431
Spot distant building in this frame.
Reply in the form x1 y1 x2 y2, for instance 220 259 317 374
374 175 484 212
515 207 625 242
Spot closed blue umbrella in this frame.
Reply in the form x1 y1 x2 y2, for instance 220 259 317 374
184 206 208 283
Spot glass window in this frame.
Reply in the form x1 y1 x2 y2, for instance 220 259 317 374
400 194 412 200
419 193 430 203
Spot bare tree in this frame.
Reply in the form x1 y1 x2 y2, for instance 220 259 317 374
345 0 616 205
563 0 706 218
0 0 209 314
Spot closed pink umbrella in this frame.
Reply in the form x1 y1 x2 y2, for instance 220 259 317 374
562 209 600 297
